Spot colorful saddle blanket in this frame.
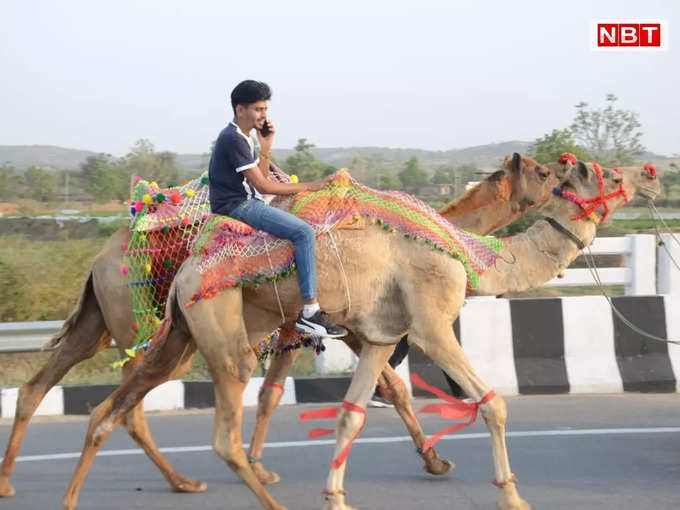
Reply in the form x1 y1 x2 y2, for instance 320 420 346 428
188 169 506 306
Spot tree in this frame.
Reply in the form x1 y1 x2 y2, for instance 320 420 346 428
24 166 56 201
570 94 644 165
123 139 179 185
431 165 455 185
280 137 336 182
0 164 22 201
398 157 428 189
660 162 680 196
529 129 591 164
377 173 401 190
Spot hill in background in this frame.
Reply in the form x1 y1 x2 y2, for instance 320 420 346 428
1 142 675 174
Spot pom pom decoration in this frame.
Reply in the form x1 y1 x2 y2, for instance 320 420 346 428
201 176 209 185
145 263 152 273
121 266 129 274
170 192 182 204
135 201 144 212
290 174 299 183
155 193 166 203
558 153 578 165
122 242 128 250
182 217 190 226
142 194 153 204
186 189 196 197
164 259 173 268
644 163 657 178
150 181 158 189
132 322 139 332
134 176 142 183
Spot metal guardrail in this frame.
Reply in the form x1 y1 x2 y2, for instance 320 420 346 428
0 321 64 353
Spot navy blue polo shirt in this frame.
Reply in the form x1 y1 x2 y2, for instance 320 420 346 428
208 121 264 215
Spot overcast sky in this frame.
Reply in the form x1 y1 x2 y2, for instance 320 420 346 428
1 0 678 156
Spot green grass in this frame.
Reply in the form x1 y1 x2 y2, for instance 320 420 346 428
0 235 108 322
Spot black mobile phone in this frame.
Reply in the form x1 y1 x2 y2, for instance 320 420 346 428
260 119 271 137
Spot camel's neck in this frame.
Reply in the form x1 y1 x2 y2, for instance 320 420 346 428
438 176 521 235
472 212 597 296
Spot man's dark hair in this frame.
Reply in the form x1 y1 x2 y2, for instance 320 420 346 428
230 80 271 113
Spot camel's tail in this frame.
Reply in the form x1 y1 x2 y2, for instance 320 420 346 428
42 271 98 350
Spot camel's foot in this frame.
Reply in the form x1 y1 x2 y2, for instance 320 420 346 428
61 495 77 510
169 474 208 493
250 462 281 485
322 493 357 510
497 484 531 510
0 478 16 498
422 448 454 476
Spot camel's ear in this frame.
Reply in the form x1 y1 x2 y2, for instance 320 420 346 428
504 153 522 174
576 161 589 180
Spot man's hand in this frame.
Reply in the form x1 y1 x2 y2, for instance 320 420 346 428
257 119 275 153
305 181 325 192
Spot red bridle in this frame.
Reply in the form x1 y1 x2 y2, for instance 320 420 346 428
568 162 629 223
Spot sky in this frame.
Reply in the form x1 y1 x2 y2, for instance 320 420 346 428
0 0 678 156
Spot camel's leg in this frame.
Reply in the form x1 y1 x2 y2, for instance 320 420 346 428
322 342 395 510
118 354 207 493
206 346 287 510
61 321 196 510
0 274 110 498
343 334 453 476
247 346 300 485
411 324 530 510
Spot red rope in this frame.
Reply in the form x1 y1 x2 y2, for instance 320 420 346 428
410 373 496 453
263 382 284 392
299 401 366 469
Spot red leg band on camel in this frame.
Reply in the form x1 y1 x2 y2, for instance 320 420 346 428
263 382 284 392
410 373 496 453
299 401 366 469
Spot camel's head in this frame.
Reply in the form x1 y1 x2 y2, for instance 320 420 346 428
616 163 661 202
552 161 632 223
503 153 557 211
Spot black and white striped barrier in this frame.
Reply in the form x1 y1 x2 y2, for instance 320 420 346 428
1 296 678 419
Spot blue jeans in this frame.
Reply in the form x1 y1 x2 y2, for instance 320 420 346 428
228 199 317 300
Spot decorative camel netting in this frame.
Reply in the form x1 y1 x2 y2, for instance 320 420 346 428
118 167 506 365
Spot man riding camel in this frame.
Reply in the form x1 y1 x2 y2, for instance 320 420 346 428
208 79 347 338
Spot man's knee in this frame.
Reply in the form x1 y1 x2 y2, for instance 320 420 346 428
293 222 315 244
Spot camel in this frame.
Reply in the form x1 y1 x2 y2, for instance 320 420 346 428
58 161 659 510
0 153 563 498
245 154 576 484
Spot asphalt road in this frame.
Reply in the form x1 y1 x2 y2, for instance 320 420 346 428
1 393 680 509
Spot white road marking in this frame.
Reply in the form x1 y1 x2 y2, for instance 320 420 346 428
4 427 680 463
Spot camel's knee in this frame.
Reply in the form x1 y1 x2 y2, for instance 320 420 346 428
237 353 257 383
481 394 507 429
213 436 246 471
338 406 364 435
88 414 116 449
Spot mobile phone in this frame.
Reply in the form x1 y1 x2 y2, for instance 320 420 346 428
260 119 271 137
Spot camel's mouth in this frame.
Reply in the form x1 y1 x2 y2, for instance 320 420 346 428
638 185 659 200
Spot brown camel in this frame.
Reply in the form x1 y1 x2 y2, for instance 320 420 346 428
58 162 658 510
0 153 562 498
